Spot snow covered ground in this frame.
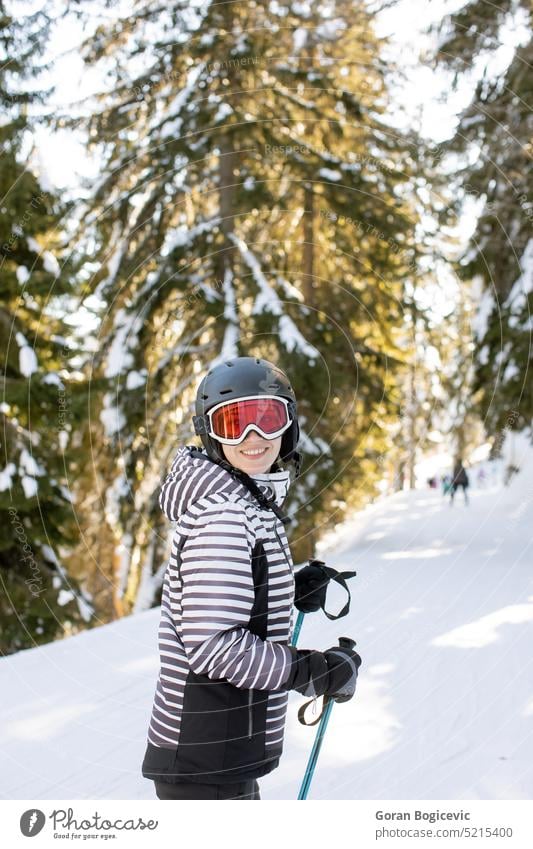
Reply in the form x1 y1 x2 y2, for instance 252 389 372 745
1 437 532 801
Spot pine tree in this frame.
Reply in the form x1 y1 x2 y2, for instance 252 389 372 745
59 0 428 611
434 0 533 438
0 2 93 653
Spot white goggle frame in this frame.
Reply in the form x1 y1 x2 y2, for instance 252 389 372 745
207 394 293 446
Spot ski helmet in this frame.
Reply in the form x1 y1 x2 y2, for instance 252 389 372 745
193 356 301 475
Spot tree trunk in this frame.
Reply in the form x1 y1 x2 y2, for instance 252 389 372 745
302 182 315 303
407 361 417 489
217 132 236 283
301 29 317 305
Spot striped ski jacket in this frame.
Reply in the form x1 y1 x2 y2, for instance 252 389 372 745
141 445 296 784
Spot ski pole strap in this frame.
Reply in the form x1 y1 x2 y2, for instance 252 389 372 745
298 694 331 726
320 567 357 620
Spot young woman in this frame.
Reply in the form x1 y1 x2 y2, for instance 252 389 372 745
141 356 360 800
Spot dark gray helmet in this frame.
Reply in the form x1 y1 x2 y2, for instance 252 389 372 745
193 356 301 475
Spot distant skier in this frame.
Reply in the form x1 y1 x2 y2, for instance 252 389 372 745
442 474 452 497
141 356 361 800
450 459 469 505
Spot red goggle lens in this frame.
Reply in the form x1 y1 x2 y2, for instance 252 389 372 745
210 398 289 440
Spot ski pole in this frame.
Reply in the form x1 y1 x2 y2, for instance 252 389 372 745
297 697 333 799
291 610 305 646
297 637 357 800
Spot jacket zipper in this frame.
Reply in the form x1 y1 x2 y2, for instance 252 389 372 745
274 522 293 575
247 689 253 739
274 520 297 638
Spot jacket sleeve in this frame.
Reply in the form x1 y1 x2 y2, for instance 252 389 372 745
176 496 293 691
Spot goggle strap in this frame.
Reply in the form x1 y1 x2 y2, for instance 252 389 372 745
193 414 210 435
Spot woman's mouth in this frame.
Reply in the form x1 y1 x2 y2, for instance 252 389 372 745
240 446 269 457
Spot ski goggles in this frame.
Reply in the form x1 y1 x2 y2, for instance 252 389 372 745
194 395 294 445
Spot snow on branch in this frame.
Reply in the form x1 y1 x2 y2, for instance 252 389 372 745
505 239 533 327
298 427 331 455
15 331 39 376
269 129 366 174
160 217 220 257
152 62 207 139
104 308 143 379
94 222 128 300
210 267 239 367
229 233 319 362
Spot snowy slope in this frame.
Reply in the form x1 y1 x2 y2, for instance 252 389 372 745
1 437 532 800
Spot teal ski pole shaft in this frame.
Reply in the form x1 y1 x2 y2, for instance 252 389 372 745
297 697 334 799
297 637 357 800
291 610 305 646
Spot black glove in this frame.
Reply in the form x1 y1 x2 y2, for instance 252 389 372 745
323 645 361 703
294 559 329 613
284 643 361 703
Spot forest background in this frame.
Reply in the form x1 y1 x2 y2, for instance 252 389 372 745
1 0 531 655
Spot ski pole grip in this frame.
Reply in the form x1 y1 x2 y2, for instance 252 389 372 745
338 637 356 650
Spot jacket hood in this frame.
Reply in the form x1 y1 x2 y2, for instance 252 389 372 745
159 444 291 522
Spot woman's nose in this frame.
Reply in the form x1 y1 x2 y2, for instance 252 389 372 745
242 430 267 444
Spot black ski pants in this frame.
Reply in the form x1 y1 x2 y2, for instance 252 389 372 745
154 779 260 800
450 482 469 504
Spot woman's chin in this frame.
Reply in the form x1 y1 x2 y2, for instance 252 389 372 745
239 457 272 474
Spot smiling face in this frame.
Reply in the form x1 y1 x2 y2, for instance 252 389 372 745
221 431 282 474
